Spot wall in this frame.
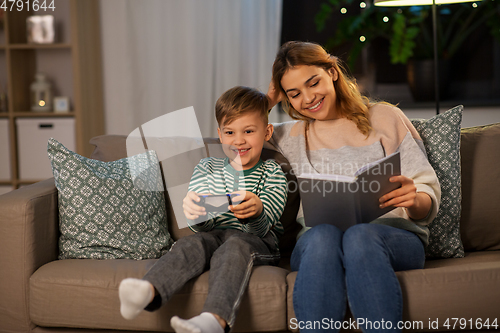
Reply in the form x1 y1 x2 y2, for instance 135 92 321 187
403 106 500 128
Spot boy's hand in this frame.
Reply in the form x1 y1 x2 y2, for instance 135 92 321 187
183 191 207 220
230 191 263 219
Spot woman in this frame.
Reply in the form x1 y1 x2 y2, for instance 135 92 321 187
267 41 441 332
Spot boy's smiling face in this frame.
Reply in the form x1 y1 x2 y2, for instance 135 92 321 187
218 111 273 171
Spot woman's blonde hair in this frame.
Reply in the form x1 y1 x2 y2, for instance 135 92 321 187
272 41 373 136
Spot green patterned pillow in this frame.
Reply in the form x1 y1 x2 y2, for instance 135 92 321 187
411 105 464 258
47 138 173 260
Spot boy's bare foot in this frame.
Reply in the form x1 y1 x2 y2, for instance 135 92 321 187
118 278 154 320
170 312 225 333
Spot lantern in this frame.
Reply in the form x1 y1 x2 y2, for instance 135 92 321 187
30 73 52 112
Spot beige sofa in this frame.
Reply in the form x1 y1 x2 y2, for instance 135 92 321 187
1 122 499 333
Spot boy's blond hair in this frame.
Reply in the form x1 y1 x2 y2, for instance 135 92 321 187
216 86 270 127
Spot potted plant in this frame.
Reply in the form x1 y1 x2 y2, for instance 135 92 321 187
315 0 500 100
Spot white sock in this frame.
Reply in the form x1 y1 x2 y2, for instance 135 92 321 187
170 312 225 333
118 278 153 320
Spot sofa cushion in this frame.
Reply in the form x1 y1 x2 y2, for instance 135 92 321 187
90 135 301 257
411 106 464 258
286 251 500 332
30 259 289 332
48 138 173 260
460 122 500 251
90 135 211 237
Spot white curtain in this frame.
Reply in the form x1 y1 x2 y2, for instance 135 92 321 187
100 0 283 138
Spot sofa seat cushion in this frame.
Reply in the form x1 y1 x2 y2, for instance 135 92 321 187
30 259 289 332
286 251 500 332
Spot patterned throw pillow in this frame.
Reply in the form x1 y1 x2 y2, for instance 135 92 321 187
48 138 173 260
411 105 464 258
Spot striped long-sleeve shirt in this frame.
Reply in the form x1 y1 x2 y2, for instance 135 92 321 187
187 157 287 248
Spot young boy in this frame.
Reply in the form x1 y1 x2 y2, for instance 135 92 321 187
118 86 288 333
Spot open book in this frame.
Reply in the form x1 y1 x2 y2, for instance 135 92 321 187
297 151 401 231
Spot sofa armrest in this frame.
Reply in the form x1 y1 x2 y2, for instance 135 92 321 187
0 179 59 333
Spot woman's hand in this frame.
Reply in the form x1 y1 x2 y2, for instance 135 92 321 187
230 191 263 219
182 191 206 220
266 80 284 109
379 175 432 220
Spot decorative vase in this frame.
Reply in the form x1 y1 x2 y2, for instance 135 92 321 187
30 73 53 112
407 59 451 102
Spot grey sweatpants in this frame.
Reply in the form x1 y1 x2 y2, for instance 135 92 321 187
143 229 280 328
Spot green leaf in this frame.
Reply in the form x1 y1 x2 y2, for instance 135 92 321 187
390 14 419 64
315 3 334 32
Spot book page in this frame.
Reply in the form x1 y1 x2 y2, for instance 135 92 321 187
354 151 400 177
298 173 355 183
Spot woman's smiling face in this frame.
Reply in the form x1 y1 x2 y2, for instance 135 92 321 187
280 65 339 121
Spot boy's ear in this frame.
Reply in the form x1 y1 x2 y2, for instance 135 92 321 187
264 123 274 141
217 127 222 142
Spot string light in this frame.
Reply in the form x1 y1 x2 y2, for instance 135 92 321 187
383 16 390 22
360 36 366 42
472 2 478 7
360 2 367 8
340 7 347 14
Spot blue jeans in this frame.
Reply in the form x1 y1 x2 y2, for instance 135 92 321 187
290 223 425 333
